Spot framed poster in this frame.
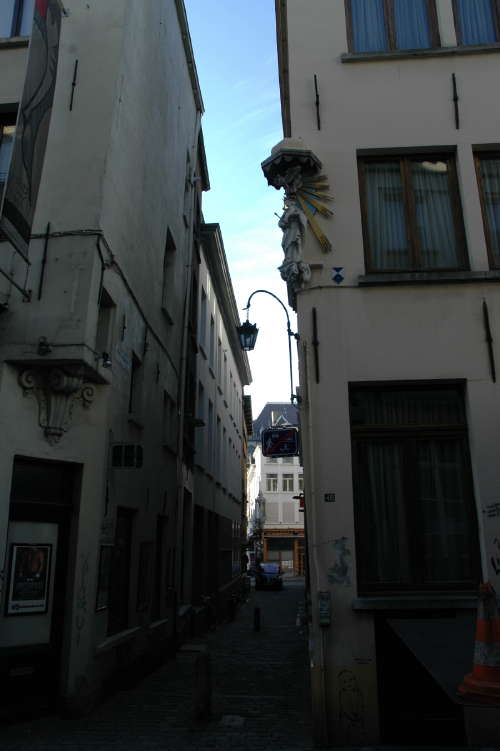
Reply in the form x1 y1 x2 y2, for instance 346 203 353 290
95 545 113 612
6 544 52 616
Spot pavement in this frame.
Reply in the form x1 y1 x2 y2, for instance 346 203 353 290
1 577 313 751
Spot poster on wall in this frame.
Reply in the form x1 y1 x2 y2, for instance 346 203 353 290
6 544 52 615
0 0 62 256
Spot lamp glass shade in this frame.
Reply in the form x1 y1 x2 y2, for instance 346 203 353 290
237 320 259 351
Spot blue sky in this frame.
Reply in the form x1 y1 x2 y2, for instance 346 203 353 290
184 0 299 415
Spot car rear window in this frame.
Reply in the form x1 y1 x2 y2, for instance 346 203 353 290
262 564 280 573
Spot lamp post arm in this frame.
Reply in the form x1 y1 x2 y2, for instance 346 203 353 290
243 289 298 339
243 289 300 403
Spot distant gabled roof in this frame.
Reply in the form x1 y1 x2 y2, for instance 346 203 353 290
252 401 299 439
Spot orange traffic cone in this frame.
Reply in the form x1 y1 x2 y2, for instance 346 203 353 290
458 581 500 705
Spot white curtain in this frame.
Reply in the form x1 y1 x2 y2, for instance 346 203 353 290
411 160 459 268
480 157 500 266
366 443 410 584
20 0 35 37
351 0 387 52
456 0 496 45
365 162 410 269
0 0 14 37
0 126 15 189
417 439 472 583
394 0 431 49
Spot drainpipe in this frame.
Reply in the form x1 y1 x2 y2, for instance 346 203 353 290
302 337 329 746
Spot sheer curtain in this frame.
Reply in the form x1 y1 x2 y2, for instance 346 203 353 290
480 157 500 266
0 126 15 191
365 443 410 584
0 1 14 37
365 162 410 269
417 439 472 583
456 0 497 45
411 160 459 268
351 0 387 52
394 0 431 49
19 0 35 36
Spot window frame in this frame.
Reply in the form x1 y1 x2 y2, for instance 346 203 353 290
452 0 500 46
345 0 440 54
282 473 294 492
266 473 278 492
358 152 468 273
0 111 17 199
350 381 480 595
474 151 500 269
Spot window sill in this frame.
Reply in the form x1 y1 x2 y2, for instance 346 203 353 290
199 344 207 360
0 36 29 50
208 366 215 380
352 595 477 611
341 42 500 64
161 305 174 325
128 414 144 429
358 270 500 286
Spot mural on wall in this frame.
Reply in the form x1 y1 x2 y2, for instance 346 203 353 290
328 536 351 587
338 669 366 744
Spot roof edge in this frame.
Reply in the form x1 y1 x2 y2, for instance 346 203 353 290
275 0 291 137
175 0 204 114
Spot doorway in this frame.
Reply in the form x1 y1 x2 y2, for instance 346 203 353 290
0 456 79 711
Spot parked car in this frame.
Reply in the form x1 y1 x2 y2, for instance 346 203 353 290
255 563 283 590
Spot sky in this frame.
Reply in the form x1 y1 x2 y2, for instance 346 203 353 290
184 0 299 418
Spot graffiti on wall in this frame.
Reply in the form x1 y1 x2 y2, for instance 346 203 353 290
338 669 365 743
75 552 90 646
328 537 351 587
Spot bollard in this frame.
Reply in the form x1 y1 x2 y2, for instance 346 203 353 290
253 606 261 632
192 651 212 724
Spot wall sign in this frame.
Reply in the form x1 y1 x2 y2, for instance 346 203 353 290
6 544 52 616
324 493 336 503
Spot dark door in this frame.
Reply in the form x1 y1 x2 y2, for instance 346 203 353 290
108 508 134 636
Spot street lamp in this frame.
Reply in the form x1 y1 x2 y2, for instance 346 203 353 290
236 289 300 404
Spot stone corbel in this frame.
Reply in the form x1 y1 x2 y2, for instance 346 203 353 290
19 366 95 444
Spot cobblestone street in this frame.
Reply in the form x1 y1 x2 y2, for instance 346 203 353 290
2 578 312 751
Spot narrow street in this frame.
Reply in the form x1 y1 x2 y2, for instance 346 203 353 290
2 578 312 751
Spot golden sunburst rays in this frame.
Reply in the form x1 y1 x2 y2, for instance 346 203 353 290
296 175 334 253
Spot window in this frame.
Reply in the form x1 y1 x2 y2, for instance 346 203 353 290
282 474 294 492
0 0 34 38
346 0 439 53
217 338 222 383
475 153 500 268
128 353 143 416
208 400 214 470
209 315 215 371
453 0 500 46
0 114 16 197
199 288 207 351
282 456 294 464
350 384 480 594
161 228 176 323
298 474 304 491
95 288 116 360
267 457 278 464
266 473 278 492
358 154 467 271
162 390 177 451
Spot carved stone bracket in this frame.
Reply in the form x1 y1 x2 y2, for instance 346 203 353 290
19 366 95 444
262 137 334 310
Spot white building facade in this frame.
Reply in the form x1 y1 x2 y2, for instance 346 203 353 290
0 0 249 715
270 0 500 745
